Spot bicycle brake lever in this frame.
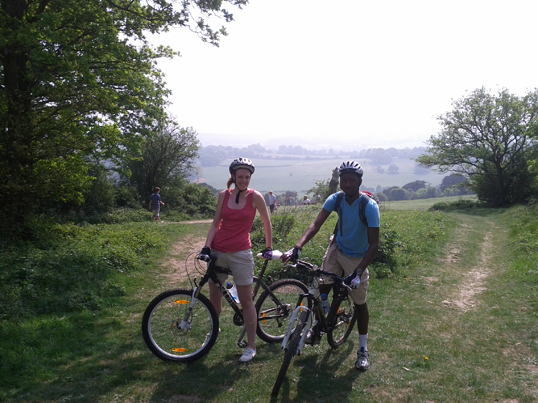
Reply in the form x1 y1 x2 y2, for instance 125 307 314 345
198 254 211 262
342 282 352 291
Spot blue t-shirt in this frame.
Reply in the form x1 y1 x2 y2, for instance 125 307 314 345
323 192 380 258
150 193 161 209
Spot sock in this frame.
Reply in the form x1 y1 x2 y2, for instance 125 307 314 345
359 334 368 351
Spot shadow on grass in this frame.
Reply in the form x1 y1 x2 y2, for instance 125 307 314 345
1 310 151 402
269 339 358 402
1 308 259 402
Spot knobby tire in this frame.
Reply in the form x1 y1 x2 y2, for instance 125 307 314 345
326 294 356 349
255 278 309 343
271 310 309 397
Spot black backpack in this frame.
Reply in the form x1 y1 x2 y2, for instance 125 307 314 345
332 191 374 239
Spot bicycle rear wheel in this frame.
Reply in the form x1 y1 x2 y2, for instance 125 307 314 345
271 310 309 397
142 289 219 363
255 278 309 343
326 293 356 349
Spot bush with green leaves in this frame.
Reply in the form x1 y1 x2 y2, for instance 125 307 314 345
505 202 538 290
160 180 217 218
0 223 168 320
429 199 483 211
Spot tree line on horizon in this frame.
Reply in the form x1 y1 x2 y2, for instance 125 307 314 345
198 144 427 168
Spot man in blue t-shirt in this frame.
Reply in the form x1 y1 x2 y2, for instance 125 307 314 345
283 161 380 371
149 187 165 222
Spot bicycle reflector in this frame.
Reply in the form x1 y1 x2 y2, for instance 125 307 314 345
174 300 189 304
172 348 187 353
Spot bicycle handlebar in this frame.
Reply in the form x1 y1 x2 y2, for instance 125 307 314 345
291 259 350 289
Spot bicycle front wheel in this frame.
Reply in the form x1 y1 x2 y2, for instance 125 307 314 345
142 289 219 363
271 310 309 397
255 278 309 343
326 293 356 349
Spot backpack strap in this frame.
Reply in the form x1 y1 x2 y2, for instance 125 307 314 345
332 191 344 243
358 192 372 227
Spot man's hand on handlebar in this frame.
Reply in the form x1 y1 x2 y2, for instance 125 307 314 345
198 246 211 262
281 246 301 264
344 269 362 289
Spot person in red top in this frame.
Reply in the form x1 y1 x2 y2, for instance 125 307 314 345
201 157 273 363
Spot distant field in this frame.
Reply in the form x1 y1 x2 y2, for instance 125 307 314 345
380 194 477 211
195 156 448 194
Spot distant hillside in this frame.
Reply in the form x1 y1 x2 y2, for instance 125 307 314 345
193 144 447 195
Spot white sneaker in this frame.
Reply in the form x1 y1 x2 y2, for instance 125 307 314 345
239 348 256 363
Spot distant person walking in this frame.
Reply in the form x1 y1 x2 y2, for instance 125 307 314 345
149 187 165 222
268 191 277 214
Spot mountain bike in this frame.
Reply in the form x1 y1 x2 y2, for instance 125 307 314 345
141 251 310 363
271 259 356 396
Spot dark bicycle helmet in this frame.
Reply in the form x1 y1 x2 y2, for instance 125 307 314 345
229 157 255 174
338 161 363 177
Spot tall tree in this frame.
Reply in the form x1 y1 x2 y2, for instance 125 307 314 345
124 121 200 198
402 180 427 192
439 173 466 193
416 87 538 206
0 0 247 229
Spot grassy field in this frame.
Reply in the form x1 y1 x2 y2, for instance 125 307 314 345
380 194 478 211
1 202 537 402
195 156 448 195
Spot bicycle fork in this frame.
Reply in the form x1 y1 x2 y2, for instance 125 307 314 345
175 286 201 331
281 305 313 356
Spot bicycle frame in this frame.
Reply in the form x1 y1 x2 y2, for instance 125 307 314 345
142 251 310 364
188 255 276 347
280 261 349 356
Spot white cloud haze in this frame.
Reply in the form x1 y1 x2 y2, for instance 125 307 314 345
152 0 538 151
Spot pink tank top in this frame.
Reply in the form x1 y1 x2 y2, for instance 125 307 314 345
211 189 256 253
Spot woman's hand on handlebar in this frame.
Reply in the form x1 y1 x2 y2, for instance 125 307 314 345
257 248 284 260
198 246 211 262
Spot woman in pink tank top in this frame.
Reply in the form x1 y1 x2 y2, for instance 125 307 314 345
201 158 273 363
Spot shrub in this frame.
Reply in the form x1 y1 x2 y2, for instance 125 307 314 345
370 223 403 277
430 199 482 211
0 224 167 319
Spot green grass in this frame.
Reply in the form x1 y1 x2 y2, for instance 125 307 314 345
1 204 537 402
380 194 478 211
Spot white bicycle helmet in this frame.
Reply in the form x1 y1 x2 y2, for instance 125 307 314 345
338 161 363 177
229 157 255 174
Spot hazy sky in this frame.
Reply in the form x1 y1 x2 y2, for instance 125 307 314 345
152 0 538 151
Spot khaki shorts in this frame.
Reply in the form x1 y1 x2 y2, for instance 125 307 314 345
320 242 369 305
210 249 254 286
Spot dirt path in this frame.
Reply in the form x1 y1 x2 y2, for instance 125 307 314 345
156 220 212 284
452 231 493 311
158 234 207 285
441 225 495 312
